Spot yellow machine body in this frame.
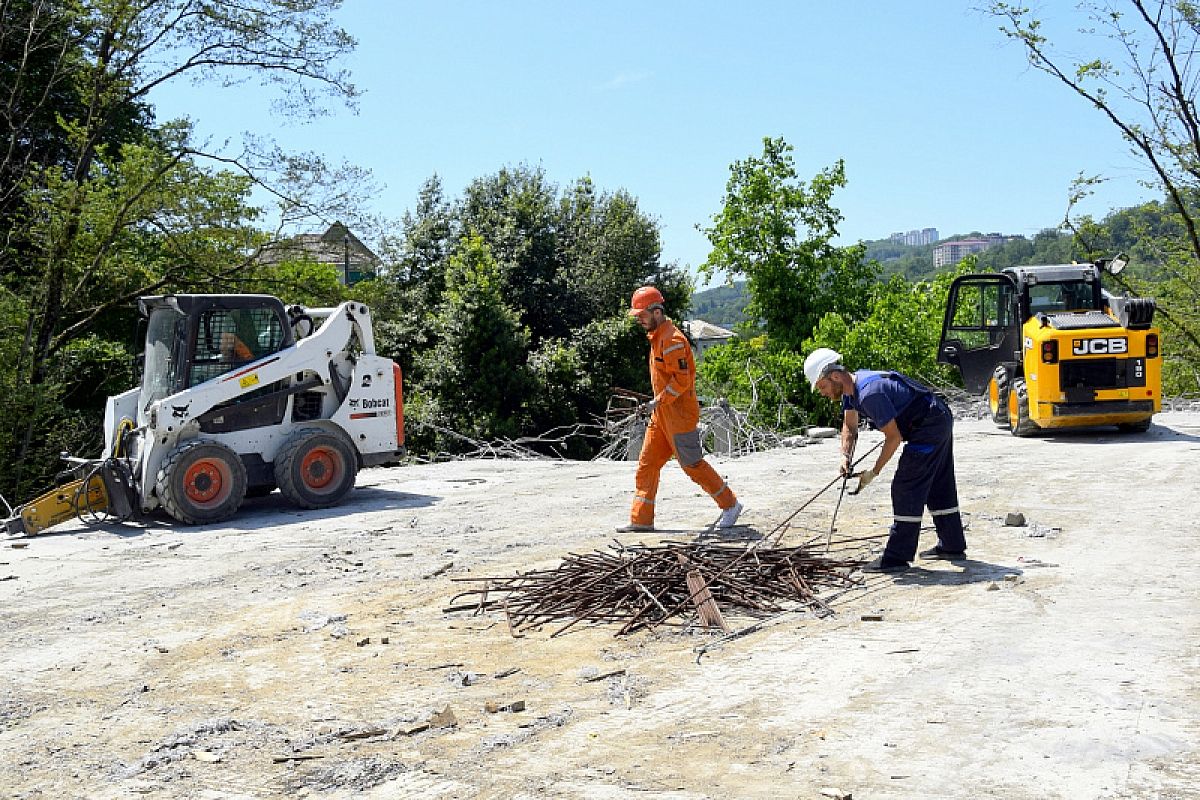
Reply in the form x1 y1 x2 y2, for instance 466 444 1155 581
16 476 110 536
1016 317 1162 430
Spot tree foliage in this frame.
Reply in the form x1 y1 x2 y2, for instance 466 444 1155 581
365 164 689 454
415 234 534 445
700 137 878 349
0 0 363 500
805 267 971 390
991 0 1200 391
696 137 885 427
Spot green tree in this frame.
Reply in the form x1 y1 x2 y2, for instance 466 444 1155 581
0 0 362 501
991 0 1200 390
699 137 878 348
805 267 971 391
456 165 690 346
416 234 535 445
369 165 689 447
696 337 813 429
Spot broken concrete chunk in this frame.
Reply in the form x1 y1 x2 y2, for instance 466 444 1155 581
193 750 221 763
429 706 457 728
356 637 370 647
485 698 527 714
1004 512 1027 527
820 788 852 799
807 427 838 439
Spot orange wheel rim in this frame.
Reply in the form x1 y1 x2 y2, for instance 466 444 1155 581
301 446 342 490
184 459 226 504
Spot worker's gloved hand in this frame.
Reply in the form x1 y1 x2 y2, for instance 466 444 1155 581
639 398 658 415
839 454 852 477
855 468 877 493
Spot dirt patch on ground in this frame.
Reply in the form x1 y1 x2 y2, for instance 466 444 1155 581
1 413 1198 799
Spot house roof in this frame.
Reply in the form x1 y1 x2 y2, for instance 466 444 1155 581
684 319 736 341
257 221 379 268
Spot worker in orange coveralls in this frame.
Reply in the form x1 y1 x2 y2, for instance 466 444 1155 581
616 286 743 532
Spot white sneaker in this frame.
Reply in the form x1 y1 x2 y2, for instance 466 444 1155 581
615 522 655 533
717 501 743 528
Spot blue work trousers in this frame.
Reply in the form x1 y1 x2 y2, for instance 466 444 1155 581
882 409 966 564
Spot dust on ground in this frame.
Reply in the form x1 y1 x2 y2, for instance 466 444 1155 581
1 413 1198 799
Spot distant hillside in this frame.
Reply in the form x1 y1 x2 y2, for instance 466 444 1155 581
691 281 749 329
864 238 936 278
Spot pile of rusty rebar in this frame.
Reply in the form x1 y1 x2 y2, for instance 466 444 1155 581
444 541 865 637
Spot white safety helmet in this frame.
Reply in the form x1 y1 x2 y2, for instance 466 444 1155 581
803 347 842 389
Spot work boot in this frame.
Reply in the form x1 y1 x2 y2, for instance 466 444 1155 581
918 546 967 561
615 522 654 533
861 556 909 574
717 501 744 528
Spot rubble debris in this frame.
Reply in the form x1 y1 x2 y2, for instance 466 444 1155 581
429 706 457 728
1005 512 1027 527
445 541 863 637
337 727 387 741
820 789 852 800
485 700 526 713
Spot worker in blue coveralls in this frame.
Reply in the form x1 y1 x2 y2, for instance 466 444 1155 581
803 348 967 573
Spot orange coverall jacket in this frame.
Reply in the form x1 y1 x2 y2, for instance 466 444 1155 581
647 320 700 432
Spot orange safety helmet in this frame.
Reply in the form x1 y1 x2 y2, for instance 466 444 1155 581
628 286 665 316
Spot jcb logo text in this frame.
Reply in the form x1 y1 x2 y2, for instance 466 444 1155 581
1072 337 1127 355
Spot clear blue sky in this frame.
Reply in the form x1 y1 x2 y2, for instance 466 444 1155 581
151 2 1155 287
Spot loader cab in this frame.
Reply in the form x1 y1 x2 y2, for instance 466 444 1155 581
138 295 294 414
938 265 1109 392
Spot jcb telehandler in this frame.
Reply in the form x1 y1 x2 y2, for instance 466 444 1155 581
4 294 405 537
937 256 1161 436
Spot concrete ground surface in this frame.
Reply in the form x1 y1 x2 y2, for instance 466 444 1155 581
1 412 1198 799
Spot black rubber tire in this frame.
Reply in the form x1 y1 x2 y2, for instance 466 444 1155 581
988 365 1010 425
274 427 358 509
156 439 247 525
1007 378 1037 438
1117 418 1153 433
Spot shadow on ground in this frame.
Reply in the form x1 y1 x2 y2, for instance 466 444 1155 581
890 559 1023 586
